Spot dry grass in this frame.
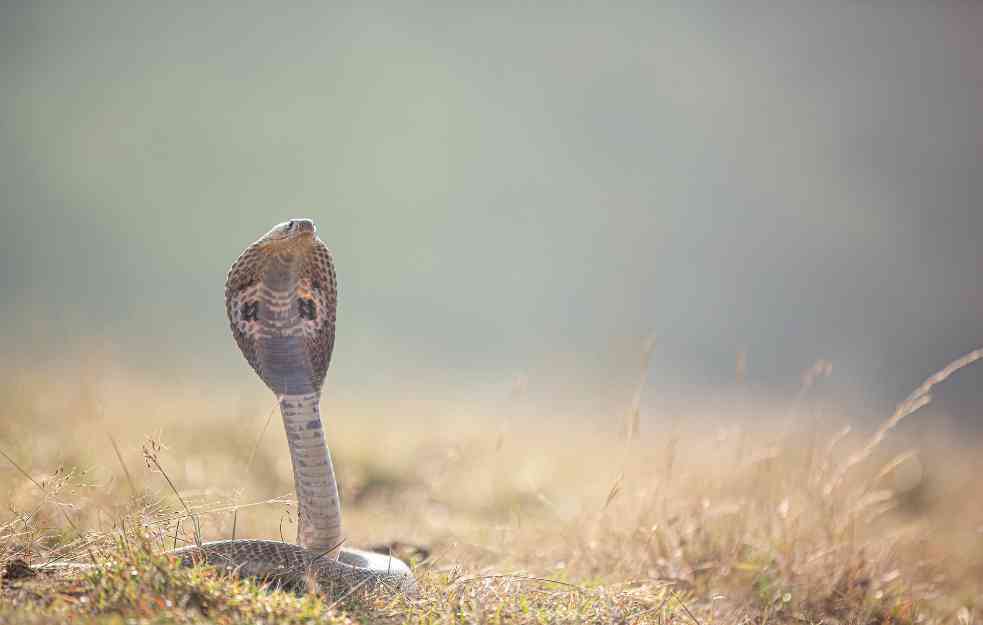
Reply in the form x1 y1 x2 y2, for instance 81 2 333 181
0 350 981 624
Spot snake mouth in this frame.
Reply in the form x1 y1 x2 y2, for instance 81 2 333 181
257 219 318 252
289 219 316 236
282 220 317 247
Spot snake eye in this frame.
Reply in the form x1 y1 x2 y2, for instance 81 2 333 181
285 220 295 232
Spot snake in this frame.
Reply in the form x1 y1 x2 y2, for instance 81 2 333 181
36 219 417 596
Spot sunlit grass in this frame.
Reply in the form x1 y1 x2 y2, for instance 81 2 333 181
0 350 981 623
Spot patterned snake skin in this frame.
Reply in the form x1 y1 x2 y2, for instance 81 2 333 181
41 220 416 596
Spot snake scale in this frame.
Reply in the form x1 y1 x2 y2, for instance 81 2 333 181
39 219 417 596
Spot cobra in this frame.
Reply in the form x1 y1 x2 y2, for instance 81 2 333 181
41 219 417 596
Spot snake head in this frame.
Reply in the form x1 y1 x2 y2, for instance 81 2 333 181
257 219 317 252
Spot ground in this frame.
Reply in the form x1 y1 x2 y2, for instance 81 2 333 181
0 355 981 624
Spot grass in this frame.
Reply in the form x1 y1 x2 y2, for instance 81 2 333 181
0 349 981 624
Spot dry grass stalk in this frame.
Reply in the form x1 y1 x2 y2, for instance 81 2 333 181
824 347 983 496
626 333 657 440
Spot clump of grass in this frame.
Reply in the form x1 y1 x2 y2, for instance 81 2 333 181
2 534 352 624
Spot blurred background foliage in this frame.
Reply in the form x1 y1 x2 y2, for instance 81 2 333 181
1 1 980 424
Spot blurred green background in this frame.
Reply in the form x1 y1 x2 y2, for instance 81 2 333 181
1 2 980 417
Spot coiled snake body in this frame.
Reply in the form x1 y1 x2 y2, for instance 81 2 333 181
44 219 416 595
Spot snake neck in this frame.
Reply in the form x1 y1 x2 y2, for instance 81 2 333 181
280 393 342 559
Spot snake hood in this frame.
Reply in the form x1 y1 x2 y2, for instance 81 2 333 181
225 218 338 395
